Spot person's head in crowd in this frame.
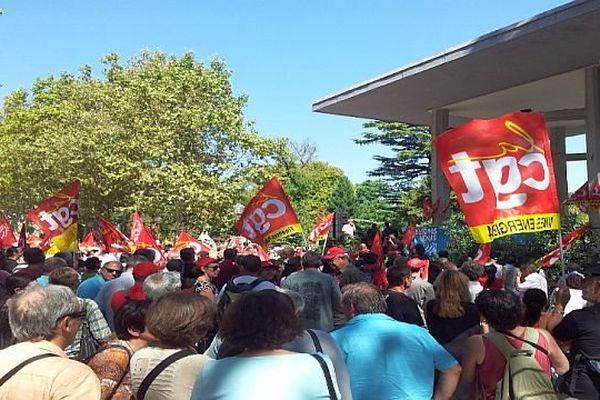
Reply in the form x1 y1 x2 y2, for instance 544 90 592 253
438 250 449 262
341 282 386 320
180 248 196 263
392 256 409 269
133 248 156 263
239 255 262 276
133 261 162 283
120 253 131 265
166 258 184 273
114 300 153 344
197 250 210 259
475 289 524 331
362 252 378 266
143 271 181 301
359 243 369 253
432 270 470 318
582 264 600 303
6 247 20 260
83 257 101 273
386 266 412 290
219 290 302 351
505 254 518 266
48 267 80 292
4 274 35 296
54 251 74 267
489 251 501 263
259 261 279 283
522 288 548 327
223 248 237 261
414 244 426 258
301 251 321 270
23 247 45 266
323 247 350 270
197 257 220 280
282 255 302 277
8 284 84 348
100 260 123 281
461 261 484 282
566 272 584 290
278 246 295 262
125 254 149 271
407 257 428 276
146 292 215 349
43 256 68 274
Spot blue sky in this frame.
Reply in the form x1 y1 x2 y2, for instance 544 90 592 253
0 0 584 189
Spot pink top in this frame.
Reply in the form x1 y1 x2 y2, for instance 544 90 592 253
475 329 552 400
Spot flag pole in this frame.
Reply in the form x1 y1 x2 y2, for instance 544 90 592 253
321 238 328 255
557 228 566 278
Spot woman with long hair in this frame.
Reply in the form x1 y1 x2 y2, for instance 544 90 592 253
426 270 480 344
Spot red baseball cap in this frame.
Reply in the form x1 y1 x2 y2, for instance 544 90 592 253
197 257 218 269
407 258 428 270
133 261 163 279
323 247 347 260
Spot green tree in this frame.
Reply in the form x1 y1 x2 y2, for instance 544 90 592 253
355 121 431 191
0 51 284 237
354 179 397 226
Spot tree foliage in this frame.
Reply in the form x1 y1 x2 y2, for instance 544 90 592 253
0 51 284 236
355 121 431 191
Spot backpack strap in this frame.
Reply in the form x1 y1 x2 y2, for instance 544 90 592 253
310 353 338 400
136 350 195 400
498 328 549 356
486 332 519 361
0 353 59 387
249 278 265 288
307 329 323 353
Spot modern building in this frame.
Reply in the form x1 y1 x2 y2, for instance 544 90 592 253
313 0 600 226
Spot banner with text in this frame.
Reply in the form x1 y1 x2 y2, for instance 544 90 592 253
26 180 80 252
434 112 560 243
235 177 302 247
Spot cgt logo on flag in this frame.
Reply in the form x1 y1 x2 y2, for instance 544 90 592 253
308 213 334 243
434 112 560 243
235 177 302 246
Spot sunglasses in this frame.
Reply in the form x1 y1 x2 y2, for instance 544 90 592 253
57 310 86 322
104 267 123 276
205 265 220 271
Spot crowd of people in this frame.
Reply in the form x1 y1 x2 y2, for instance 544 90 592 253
1 240 600 400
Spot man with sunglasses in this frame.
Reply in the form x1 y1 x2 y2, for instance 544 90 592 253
77 260 123 300
0 285 101 399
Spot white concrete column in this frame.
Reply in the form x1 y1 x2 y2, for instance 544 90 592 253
549 126 568 203
431 109 450 225
585 67 600 227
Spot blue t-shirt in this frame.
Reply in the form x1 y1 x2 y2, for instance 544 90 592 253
76 274 105 300
331 313 457 400
191 353 340 400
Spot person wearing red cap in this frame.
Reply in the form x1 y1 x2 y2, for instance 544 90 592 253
111 261 163 313
323 246 370 287
404 256 435 322
194 257 220 301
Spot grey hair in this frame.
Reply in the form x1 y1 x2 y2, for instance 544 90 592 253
143 271 182 301
341 282 386 314
279 288 305 315
8 284 80 342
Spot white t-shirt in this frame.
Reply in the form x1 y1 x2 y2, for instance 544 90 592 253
518 272 548 296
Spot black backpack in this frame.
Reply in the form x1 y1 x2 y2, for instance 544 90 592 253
217 277 265 319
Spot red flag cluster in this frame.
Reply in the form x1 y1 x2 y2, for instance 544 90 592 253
540 224 591 267
564 175 600 207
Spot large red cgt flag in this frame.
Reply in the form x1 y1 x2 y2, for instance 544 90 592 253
26 180 80 252
99 217 132 253
173 232 211 255
434 112 560 243
540 224 591 267
235 177 302 247
308 213 334 243
0 216 17 248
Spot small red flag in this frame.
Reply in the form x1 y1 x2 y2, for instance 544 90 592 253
0 216 17 248
540 224 591 267
17 224 27 249
99 217 132 253
79 230 99 249
371 230 384 266
308 213 334 243
473 243 491 265
400 221 417 248
129 212 164 262
173 232 211 255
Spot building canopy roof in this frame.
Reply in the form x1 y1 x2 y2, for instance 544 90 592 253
313 0 600 130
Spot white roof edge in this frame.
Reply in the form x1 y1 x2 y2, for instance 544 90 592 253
312 0 599 111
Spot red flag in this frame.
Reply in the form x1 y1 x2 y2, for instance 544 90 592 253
422 199 435 221
130 211 144 243
0 216 17 248
434 112 560 243
564 181 590 205
371 230 384 266
173 232 211 255
400 221 417 248
17 223 27 249
540 224 591 267
26 180 80 252
590 174 600 205
99 217 132 253
473 243 491 265
308 213 334 242
235 177 302 247
226 236 248 253
79 230 98 250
